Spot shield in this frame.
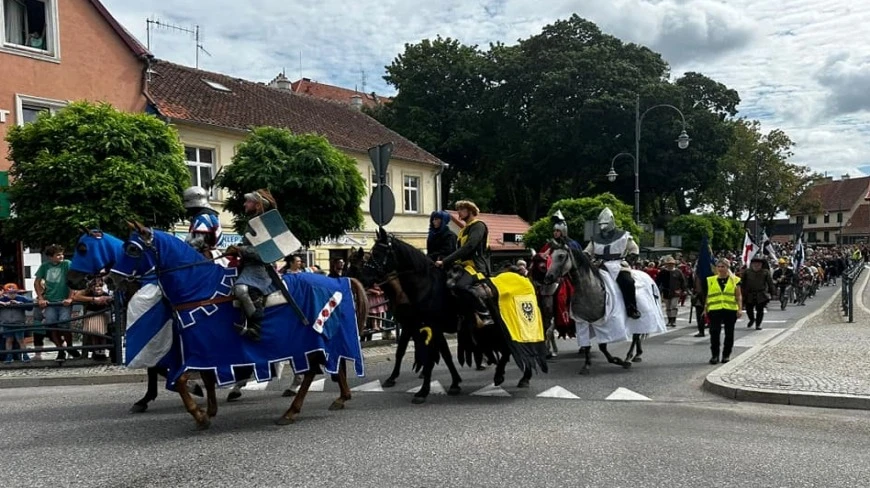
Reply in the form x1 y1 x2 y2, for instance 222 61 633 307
245 210 302 263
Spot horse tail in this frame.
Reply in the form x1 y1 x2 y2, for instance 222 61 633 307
348 277 369 335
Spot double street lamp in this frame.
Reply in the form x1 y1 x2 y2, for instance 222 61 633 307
607 94 691 223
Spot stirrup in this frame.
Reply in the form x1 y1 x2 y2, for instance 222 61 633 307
627 306 641 319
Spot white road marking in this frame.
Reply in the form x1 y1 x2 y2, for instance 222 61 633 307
605 387 652 401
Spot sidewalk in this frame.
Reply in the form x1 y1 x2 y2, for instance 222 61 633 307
0 337 407 389
705 267 870 410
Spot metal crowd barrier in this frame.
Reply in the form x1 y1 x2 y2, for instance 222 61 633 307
841 262 866 323
0 299 124 365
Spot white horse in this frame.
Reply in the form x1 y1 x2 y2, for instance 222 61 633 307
545 241 666 374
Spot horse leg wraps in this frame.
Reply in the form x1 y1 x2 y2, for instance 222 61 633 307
616 270 640 319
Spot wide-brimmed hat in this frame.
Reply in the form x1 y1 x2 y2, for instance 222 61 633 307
662 256 676 265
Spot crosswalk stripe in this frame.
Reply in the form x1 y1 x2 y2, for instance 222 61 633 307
406 380 446 395
732 329 784 348
606 387 651 401
351 380 384 392
536 386 580 399
309 378 325 392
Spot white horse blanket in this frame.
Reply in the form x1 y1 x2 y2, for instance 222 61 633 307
574 264 667 347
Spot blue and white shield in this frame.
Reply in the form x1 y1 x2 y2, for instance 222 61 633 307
246 210 302 263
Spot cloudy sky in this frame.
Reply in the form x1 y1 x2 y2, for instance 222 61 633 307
102 0 870 178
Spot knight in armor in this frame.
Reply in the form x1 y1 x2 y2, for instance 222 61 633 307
435 200 494 327
541 210 581 253
584 207 642 319
225 189 279 341
182 186 223 258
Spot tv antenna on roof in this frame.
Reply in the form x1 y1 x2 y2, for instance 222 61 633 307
146 17 212 69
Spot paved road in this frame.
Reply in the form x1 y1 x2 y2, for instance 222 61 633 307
4 284 864 487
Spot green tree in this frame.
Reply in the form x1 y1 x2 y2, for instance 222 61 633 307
523 193 639 251
666 215 714 252
215 127 366 246
4 101 188 249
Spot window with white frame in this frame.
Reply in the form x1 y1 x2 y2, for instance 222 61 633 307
1 0 58 57
370 170 391 194
184 146 215 195
15 94 65 125
403 175 420 213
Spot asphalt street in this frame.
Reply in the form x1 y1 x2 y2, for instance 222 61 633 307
4 283 868 487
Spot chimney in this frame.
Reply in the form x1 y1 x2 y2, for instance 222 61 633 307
350 95 363 110
842 173 850 180
269 72 292 90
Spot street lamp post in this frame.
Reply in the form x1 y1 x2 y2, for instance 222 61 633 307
608 94 690 223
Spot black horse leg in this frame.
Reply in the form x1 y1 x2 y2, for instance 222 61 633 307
384 324 413 388
517 361 532 388
438 334 463 396
412 357 435 404
579 346 592 375
493 350 510 386
131 367 162 413
633 334 645 362
599 343 631 369
624 336 637 363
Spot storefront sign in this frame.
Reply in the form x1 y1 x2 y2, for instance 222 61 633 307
502 233 523 244
173 232 243 249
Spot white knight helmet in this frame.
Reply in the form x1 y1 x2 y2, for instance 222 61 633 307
182 186 213 210
597 207 616 234
552 209 568 236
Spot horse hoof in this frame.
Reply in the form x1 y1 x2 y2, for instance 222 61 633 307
275 416 295 426
129 403 148 414
411 396 427 405
494 375 505 386
227 391 242 402
517 379 530 388
383 378 397 388
579 368 591 376
632 357 643 363
282 389 296 397
328 401 346 411
195 419 211 431
447 386 461 396
622 361 632 369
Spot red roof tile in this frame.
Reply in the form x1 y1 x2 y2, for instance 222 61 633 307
804 176 870 211
290 79 391 108
146 60 441 166
88 0 151 58
843 204 870 235
448 211 530 251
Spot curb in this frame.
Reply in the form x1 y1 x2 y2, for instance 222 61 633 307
0 340 400 389
703 269 870 410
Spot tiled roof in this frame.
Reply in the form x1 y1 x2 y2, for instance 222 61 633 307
842 204 870 235
88 0 151 58
448 211 530 251
146 60 441 166
804 177 870 211
290 78 392 108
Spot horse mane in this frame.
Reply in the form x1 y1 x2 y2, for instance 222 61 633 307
389 235 433 273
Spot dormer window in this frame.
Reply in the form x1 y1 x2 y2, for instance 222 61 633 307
203 79 231 92
0 0 59 60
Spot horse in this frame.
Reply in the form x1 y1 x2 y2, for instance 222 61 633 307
529 252 558 358
66 229 251 413
363 228 546 403
108 223 368 429
544 240 666 374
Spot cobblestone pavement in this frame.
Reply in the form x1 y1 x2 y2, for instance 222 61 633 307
712 268 870 402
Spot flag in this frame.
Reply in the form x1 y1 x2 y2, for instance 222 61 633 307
696 235 716 295
793 235 805 270
742 230 757 267
761 230 777 261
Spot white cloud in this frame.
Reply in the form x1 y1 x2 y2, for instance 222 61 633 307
100 0 870 176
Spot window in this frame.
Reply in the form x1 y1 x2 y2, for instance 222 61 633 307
823 213 830 224
15 94 65 125
807 232 817 243
184 146 215 194
370 170 391 194
403 175 420 213
824 231 830 243
1 0 58 58
796 216 804 225
837 212 843 223
808 215 817 224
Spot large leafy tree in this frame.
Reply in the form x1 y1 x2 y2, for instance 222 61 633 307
523 193 639 251
4 101 188 249
215 127 366 246
367 36 486 207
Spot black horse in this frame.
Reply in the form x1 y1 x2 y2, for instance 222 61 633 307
362 229 542 403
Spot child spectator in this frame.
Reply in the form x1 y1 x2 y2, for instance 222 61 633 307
73 278 112 361
1 283 33 363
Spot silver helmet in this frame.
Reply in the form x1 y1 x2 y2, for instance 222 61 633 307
597 207 616 234
182 186 213 210
552 209 568 237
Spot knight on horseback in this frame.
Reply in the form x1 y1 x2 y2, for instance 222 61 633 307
584 207 642 319
182 186 223 259
226 189 279 341
550 210 581 251
435 200 494 327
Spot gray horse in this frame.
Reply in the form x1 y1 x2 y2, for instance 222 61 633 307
544 240 648 374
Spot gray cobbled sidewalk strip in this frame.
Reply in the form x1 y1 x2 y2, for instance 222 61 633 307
0 336 413 389
705 266 870 410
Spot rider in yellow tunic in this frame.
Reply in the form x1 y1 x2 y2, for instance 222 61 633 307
435 200 493 327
